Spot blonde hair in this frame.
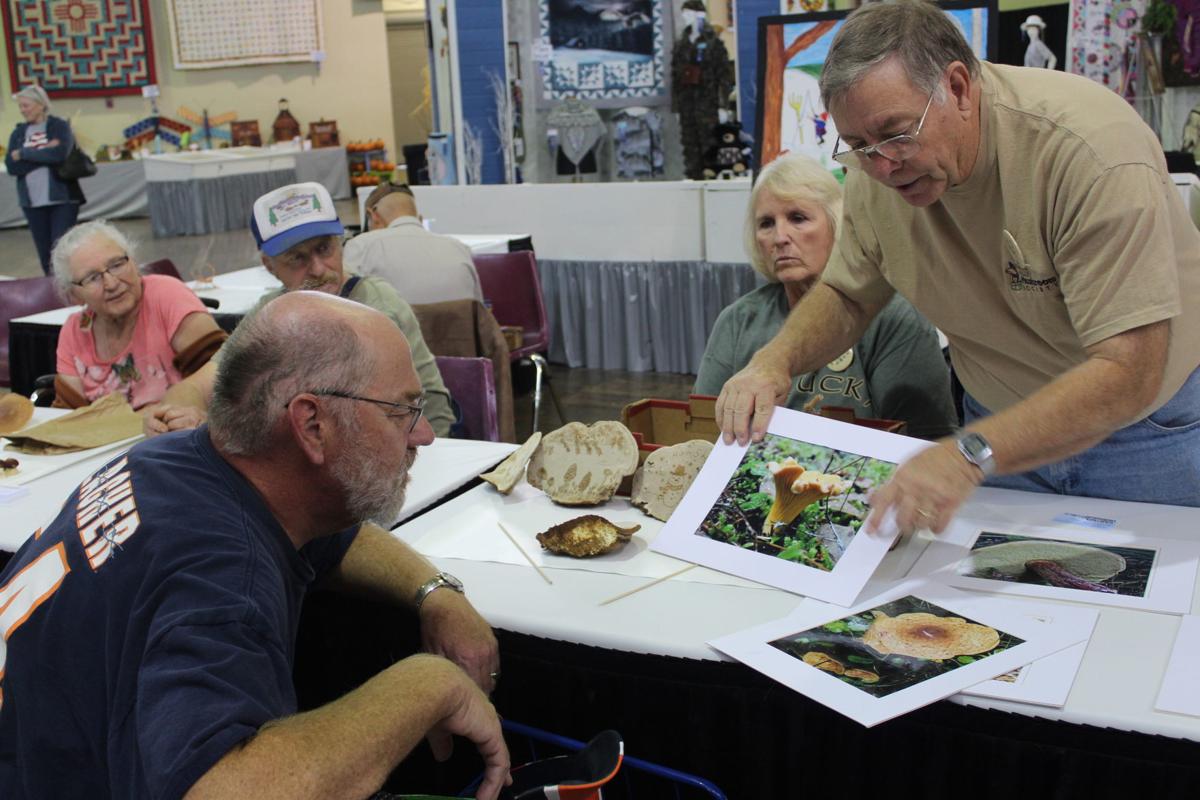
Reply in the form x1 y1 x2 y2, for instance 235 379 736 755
743 154 843 282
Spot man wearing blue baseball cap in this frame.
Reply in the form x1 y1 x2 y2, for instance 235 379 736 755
146 182 455 442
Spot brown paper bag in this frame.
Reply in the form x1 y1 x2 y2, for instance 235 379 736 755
5 393 144 455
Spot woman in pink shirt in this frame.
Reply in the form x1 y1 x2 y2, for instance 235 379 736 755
51 221 223 410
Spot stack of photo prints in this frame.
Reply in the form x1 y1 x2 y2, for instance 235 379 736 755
651 408 1200 727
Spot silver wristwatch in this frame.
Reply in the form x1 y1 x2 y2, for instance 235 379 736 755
414 571 464 611
956 432 996 477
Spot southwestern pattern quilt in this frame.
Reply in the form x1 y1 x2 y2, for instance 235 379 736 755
2 0 156 97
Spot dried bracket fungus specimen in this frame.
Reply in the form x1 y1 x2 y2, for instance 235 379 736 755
630 439 713 521
527 421 639 505
480 432 542 494
535 515 641 558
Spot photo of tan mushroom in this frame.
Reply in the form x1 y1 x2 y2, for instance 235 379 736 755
957 532 1156 598
693 433 896 572
769 595 1025 698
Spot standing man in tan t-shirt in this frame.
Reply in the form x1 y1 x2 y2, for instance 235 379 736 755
717 0 1200 533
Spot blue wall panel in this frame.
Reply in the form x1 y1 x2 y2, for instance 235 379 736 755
736 0 777 162
455 0 506 184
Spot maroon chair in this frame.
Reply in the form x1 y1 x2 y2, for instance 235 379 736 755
472 251 564 431
142 258 183 280
436 355 500 441
0 276 67 388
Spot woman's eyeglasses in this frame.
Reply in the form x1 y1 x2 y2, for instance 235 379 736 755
72 255 133 289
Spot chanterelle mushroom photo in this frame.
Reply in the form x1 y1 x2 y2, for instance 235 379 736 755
693 433 897 572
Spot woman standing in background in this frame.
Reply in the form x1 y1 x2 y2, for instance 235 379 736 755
5 85 85 275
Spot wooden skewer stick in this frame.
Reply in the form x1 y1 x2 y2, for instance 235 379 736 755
497 521 553 585
598 564 697 607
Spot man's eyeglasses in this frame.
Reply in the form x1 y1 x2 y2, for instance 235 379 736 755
830 89 937 169
308 390 426 433
72 255 133 289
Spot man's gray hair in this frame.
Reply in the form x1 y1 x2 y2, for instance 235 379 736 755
208 303 377 456
819 0 980 110
743 154 843 282
49 220 139 299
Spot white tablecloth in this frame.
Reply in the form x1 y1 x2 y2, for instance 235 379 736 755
0 432 513 555
0 147 350 231
395 483 1200 743
0 160 148 229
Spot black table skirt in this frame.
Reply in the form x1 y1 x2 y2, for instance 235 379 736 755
290 588 1200 800
489 631 1200 800
8 314 241 397
0 559 1190 798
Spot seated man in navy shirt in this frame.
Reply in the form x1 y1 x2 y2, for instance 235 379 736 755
0 292 510 799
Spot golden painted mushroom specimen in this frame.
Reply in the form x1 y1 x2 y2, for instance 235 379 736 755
762 458 851 533
535 515 641 558
801 651 845 674
862 610 1000 661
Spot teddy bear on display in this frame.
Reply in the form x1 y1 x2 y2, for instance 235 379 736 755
702 120 752 180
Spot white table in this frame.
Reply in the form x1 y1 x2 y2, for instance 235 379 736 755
391 481 1200 796
141 148 298 182
11 268 280 331
0 408 144 552
144 149 299 237
0 160 149 229
0 430 514 556
7 267 283 394
394 483 1200 743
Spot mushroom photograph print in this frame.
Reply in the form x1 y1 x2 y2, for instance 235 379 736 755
708 581 1089 726
769 595 1023 698
651 407 932 606
915 524 1200 614
694 433 895 572
957 532 1155 598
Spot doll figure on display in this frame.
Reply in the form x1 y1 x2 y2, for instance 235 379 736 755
811 110 829 145
702 120 752 180
672 0 735 180
1183 105 1200 162
1020 15 1058 69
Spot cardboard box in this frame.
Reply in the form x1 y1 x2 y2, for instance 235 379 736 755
621 395 719 456
622 395 904 456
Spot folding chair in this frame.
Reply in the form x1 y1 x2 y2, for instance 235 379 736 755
436 355 500 442
0 275 66 389
472 252 565 432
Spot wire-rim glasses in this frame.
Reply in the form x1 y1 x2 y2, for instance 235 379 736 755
299 390 426 433
71 255 133 289
830 89 937 169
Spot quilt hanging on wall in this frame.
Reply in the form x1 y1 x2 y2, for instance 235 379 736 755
166 0 323 69
2 0 157 97
539 0 666 100
1066 0 1148 95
